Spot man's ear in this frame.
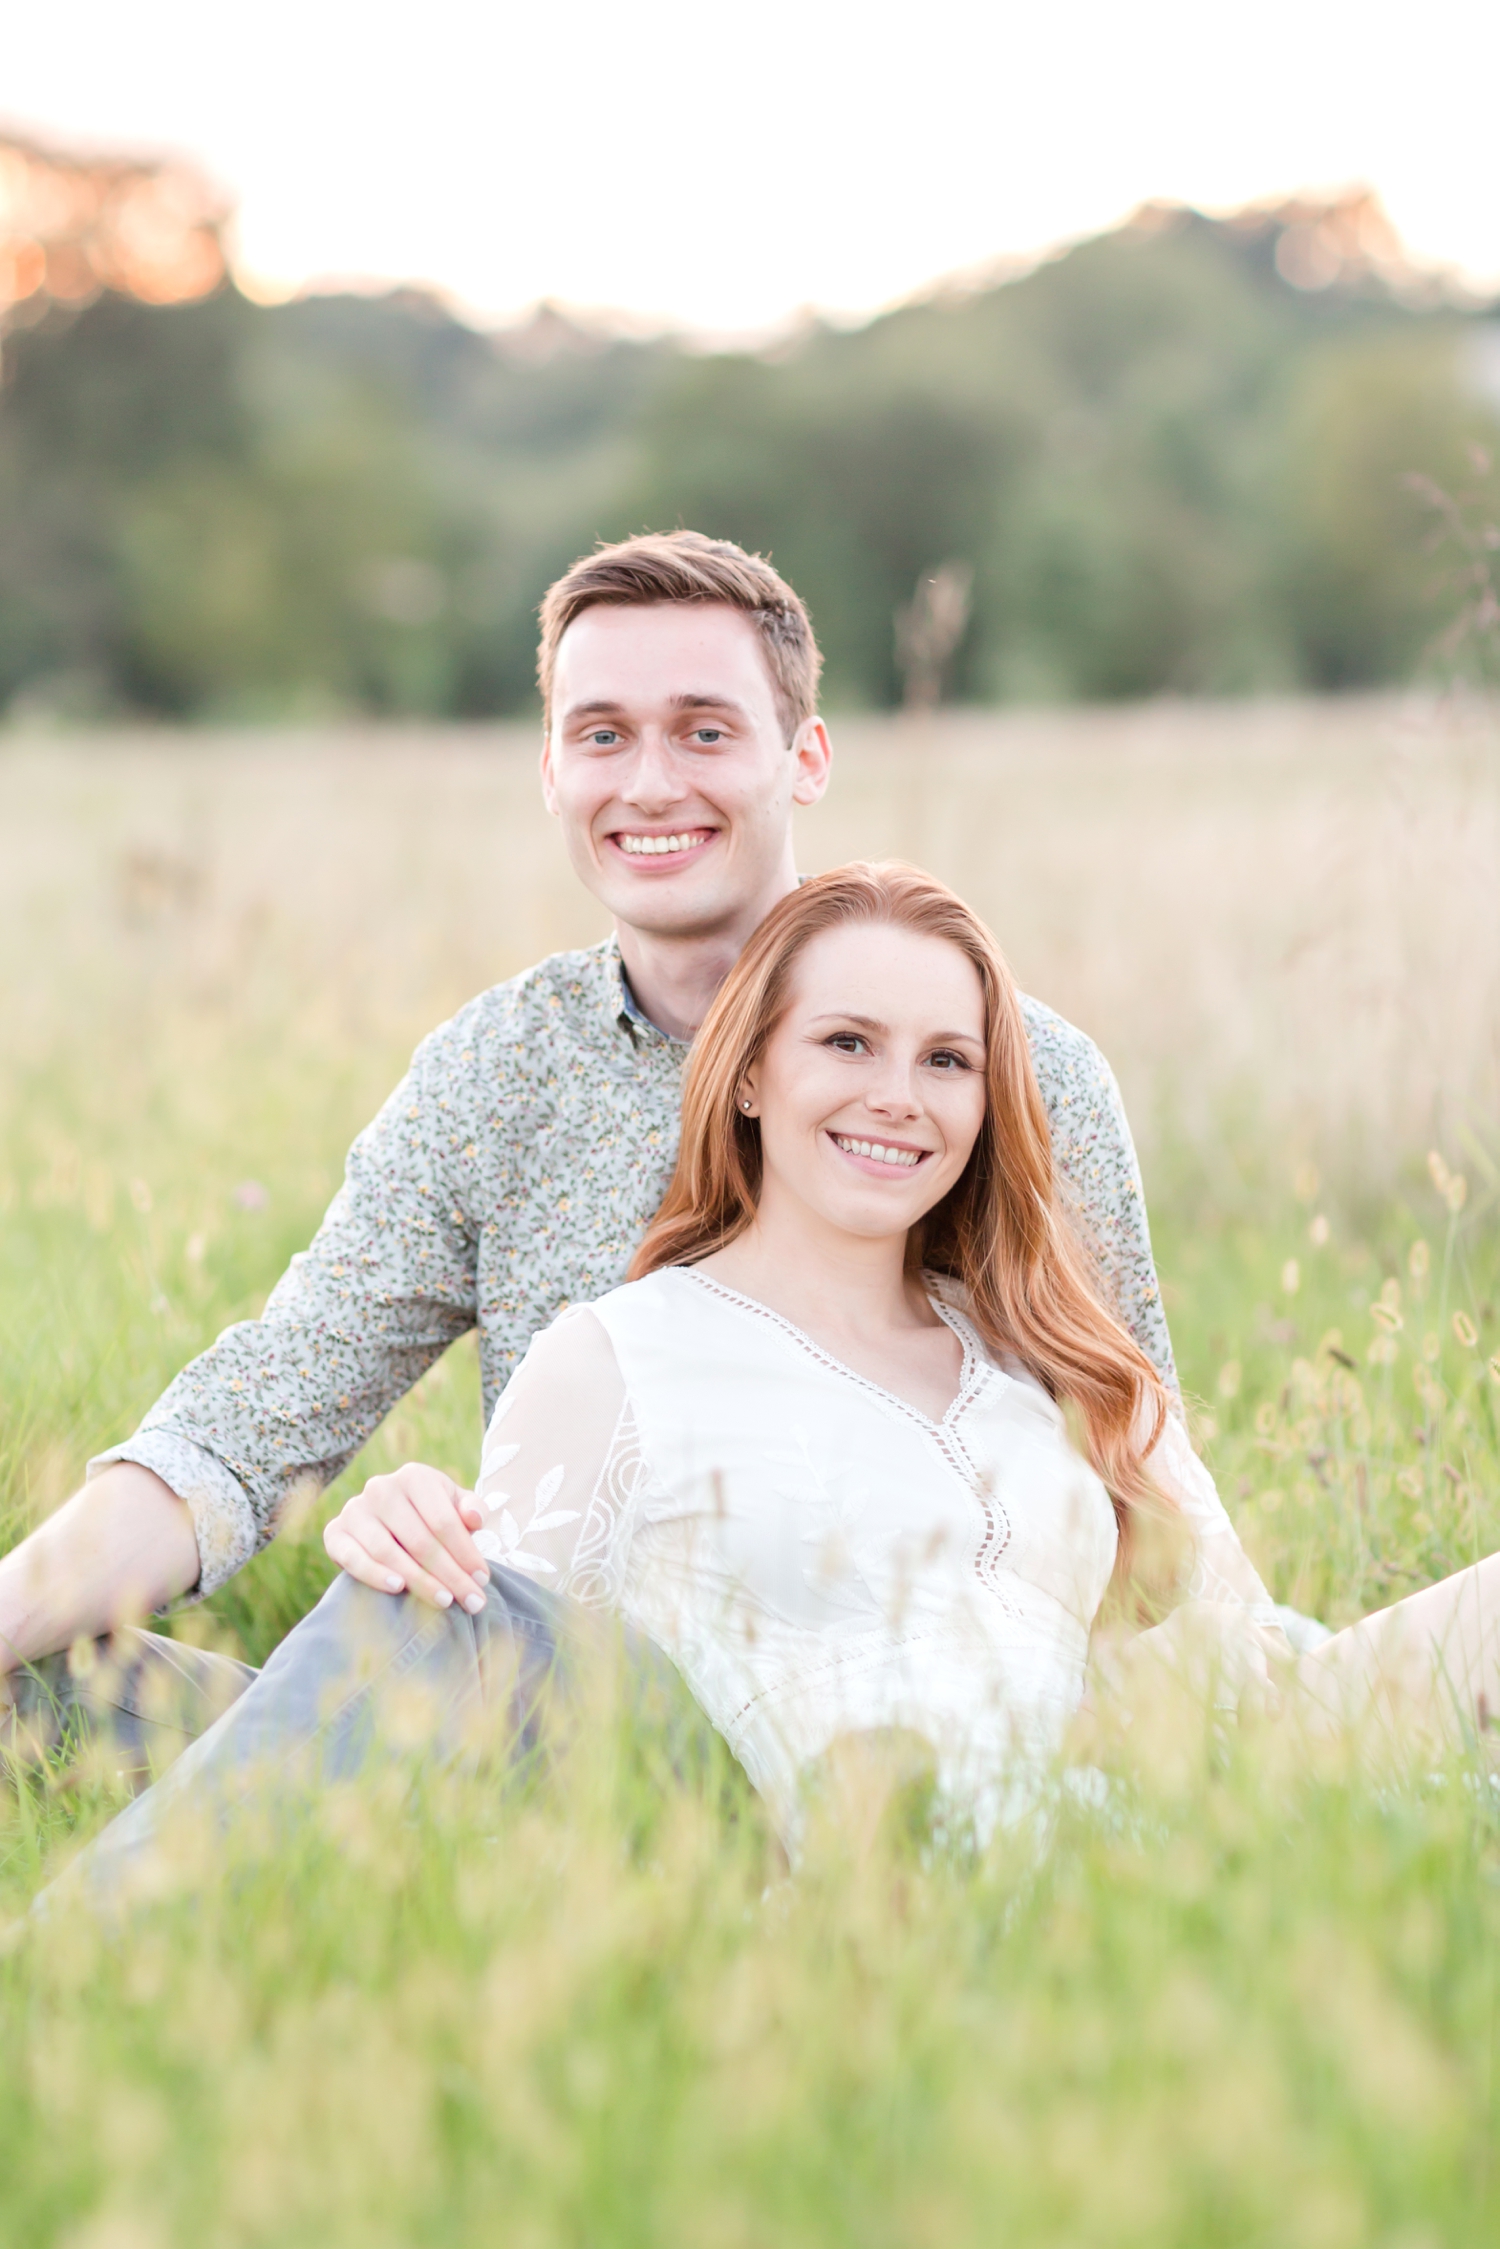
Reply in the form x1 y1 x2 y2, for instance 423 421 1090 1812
539 730 560 816
790 716 833 808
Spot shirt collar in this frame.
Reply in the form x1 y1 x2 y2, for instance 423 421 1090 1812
602 936 689 1050
602 885 805 1050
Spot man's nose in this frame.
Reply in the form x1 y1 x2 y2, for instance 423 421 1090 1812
619 730 687 810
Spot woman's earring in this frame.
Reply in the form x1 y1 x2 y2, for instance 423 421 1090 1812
741 1099 753 1113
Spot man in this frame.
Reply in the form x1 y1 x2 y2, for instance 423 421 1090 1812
0 531 1178 1747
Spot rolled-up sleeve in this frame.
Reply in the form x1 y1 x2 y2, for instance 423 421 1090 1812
92 1022 483 1599
1023 999 1179 1397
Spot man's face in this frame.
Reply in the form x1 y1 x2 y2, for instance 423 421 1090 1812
540 603 831 940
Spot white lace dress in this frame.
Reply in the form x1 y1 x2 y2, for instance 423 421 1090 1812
473 1268 1280 1843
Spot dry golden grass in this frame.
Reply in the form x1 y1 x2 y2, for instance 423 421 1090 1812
5 699 1500 2246
3 690 1496 1202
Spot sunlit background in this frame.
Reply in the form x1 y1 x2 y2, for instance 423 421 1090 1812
5 0 1500 727
7 0 1500 331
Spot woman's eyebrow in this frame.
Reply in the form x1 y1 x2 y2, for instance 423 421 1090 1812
804 1012 983 1044
806 1011 886 1033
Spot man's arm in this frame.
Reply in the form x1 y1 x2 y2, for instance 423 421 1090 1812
0 1465 199 1677
1020 995 1180 1397
95 1014 492 1594
9 1007 501 1660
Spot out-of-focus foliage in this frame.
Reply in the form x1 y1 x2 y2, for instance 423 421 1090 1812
0 128 228 318
2 149 1498 721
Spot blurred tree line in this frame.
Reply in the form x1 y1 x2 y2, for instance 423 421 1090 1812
2 133 1497 723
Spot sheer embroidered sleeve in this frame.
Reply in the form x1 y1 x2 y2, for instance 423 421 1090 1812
1147 1413 1280 1626
473 1308 643 1607
1126 1410 1291 1696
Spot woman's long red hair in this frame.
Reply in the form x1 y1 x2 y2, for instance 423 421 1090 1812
629 863 1168 1546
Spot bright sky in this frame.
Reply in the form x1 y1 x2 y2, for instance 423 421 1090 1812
5 0 1499 335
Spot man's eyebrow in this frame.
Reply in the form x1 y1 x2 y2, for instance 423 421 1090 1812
666 693 751 718
561 699 628 722
560 693 752 724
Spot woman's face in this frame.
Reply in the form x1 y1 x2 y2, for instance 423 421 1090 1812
741 920 988 1244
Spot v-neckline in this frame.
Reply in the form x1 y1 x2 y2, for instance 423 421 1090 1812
681 1268 989 1434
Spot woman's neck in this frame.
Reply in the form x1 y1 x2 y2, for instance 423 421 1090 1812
698 1187 939 1345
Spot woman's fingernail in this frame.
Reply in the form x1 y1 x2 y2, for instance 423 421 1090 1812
472 1568 489 1587
385 1574 403 1592
436 1589 453 1608
464 1590 486 1615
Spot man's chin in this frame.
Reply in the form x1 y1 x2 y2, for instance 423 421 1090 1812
607 888 737 940
591 861 739 936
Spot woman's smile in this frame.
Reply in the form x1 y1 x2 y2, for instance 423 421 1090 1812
827 1131 930 1174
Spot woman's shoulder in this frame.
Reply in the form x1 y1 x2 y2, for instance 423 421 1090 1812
587 1265 702 1335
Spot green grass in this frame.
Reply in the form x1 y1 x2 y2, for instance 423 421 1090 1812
3 719 1500 2244
4 1055 1499 2246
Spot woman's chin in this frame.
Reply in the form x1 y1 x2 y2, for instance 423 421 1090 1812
807 1185 942 1242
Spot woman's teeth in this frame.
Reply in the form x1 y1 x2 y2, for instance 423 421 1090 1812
833 1135 922 1168
617 832 706 855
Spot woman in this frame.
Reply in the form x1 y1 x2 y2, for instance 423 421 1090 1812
51 867 1500 1889
430 861 1287 1841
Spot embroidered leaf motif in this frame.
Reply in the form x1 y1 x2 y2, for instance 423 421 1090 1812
529 1510 581 1535
473 1524 558 1574
533 1464 565 1510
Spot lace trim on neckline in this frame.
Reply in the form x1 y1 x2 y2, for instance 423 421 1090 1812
680 1268 990 1439
676 1271 1011 1566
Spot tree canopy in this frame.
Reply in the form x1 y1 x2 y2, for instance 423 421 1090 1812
2 156 1496 723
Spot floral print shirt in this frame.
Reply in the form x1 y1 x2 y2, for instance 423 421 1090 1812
92 937 1178 1598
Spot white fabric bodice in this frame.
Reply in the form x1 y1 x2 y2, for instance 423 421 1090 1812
474 1268 1278 1843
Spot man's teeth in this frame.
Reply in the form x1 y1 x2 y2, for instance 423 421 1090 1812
617 832 706 855
833 1135 922 1168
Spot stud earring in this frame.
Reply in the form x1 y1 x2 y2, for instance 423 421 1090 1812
741 1099 753 1112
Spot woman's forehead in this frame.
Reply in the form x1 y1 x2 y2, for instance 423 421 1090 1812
785 921 985 1021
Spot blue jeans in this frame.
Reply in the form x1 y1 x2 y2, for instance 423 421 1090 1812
36 1564 638 1907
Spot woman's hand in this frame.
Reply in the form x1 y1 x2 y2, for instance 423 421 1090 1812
323 1464 490 1614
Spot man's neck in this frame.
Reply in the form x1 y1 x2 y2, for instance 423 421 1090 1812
614 869 799 1042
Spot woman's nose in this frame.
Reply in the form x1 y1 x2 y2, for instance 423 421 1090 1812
865 1067 921 1118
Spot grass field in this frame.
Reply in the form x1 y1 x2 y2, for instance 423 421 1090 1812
3 697 1500 2246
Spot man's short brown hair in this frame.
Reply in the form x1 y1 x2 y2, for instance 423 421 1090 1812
538 530 822 739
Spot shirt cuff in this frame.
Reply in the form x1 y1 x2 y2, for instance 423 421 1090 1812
87 1430 260 1602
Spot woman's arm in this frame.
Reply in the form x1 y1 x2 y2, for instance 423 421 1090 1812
1119 1413 1291 1708
324 1309 629 1609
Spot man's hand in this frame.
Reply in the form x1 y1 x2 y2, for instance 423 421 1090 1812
0 1463 202 1677
323 1465 490 1614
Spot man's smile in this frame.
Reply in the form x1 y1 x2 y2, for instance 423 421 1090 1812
605 826 718 866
